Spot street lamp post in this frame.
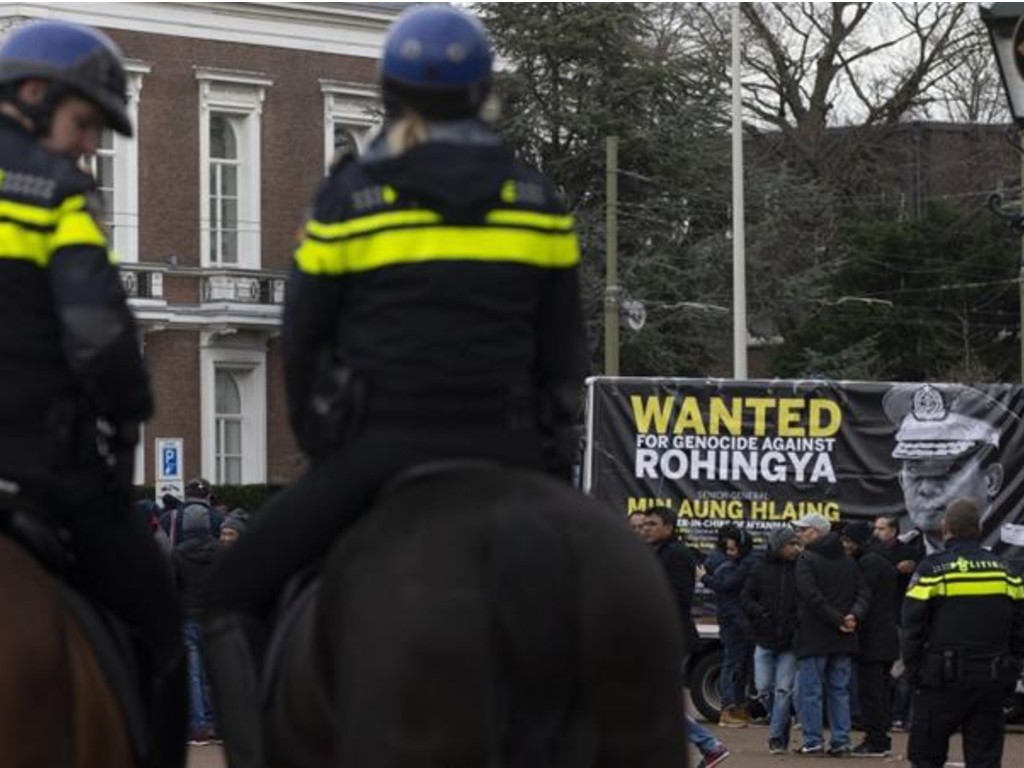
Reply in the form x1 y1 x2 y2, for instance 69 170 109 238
730 3 748 379
604 136 619 376
981 3 1024 382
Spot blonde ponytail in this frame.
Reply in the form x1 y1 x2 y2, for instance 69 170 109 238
385 112 429 156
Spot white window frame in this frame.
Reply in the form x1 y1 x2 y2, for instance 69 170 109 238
135 422 146 486
320 80 378 171
208 114 242 266
88 61 147 263
200 334 267 484
196 68 272 269
213 369 244 484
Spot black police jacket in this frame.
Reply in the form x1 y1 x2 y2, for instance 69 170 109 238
902 537 1024 675
0 114 151 442
286 119 586 452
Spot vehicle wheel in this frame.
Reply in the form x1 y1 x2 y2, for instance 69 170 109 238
688 649 723 722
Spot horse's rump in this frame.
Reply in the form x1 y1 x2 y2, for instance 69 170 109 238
269 465 685 768
0 535 135 768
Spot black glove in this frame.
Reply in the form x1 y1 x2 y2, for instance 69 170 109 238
300 361 364 460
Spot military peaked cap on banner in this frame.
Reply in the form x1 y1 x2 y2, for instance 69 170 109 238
882 383 1000 461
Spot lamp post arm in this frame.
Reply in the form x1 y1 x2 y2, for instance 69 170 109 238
988 192 1024 233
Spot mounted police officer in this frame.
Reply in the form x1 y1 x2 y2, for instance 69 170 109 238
0 20 185 768
203 6 586 767
902 498 1024 768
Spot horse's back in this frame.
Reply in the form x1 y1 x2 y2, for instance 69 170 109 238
275 465 684 768
0 535 134 768
0 536 74 766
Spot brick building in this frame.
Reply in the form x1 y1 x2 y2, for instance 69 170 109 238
0 2 404 493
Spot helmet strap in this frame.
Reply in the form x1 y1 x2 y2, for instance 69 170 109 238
11 81 62 138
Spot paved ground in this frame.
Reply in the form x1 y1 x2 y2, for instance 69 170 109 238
684 719 1024 768
186 721 1024 768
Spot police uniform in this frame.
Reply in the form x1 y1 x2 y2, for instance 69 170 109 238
901 538 1024 768
0 111 185 761
883 383 1006 551
205 119 586 621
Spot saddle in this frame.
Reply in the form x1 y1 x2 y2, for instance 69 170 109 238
0 491 149 760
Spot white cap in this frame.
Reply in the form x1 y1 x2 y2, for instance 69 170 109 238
792 512 831 533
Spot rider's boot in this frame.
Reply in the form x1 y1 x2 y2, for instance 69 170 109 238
204 613 265 768
145 648 188 768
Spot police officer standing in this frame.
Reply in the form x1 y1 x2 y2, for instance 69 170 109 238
0 20 185 768
902 498 1024 768
204 6 585 767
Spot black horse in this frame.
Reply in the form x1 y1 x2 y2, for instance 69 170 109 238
265 464 685 768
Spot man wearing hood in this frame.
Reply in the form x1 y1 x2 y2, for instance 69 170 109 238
173 504 222 746
791 513 869 756
740 526 801 754
841 521 900 757
701 524 761 727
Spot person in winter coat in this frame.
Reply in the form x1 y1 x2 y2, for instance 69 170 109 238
640 507 699 662
173 505 223 746
791 513 869 756
163 478 223 546
219 509 250 548
136 498 173 563
841 521 900 757
740 526 802 753
701 523 761 727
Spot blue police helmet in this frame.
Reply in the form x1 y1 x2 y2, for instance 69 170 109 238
0 20 132 136
380 5 493 120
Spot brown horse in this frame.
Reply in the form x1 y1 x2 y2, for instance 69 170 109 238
266 464 686 768
0 534 135 768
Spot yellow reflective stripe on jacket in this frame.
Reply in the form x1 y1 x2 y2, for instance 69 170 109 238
0 193 108 266
0 220 49 266
295 209 580 275
305 209 442 241
51 207 106 250
906 570 1024 601
484 209 575 231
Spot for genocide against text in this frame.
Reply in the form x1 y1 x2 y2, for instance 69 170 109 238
631 395 841 484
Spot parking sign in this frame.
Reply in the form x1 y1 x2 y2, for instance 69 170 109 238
155 438 184 501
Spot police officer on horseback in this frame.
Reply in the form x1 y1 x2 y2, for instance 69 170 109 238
203 6 586 767
0 20 185 768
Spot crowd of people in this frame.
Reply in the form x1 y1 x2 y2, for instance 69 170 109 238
633 498 1024 767
135 479 251 747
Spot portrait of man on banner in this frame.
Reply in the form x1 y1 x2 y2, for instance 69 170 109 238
883 383 1007 554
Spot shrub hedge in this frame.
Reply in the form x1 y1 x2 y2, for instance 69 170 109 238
131 484 280 514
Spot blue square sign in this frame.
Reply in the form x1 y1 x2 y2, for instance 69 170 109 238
156 438 183 481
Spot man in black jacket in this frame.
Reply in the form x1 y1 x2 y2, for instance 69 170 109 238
873 513 923 731
641 507 698 662
902 499 1024 768
841 521 900 757
792 513 869 756
173 506 223 746
740 526 801 754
